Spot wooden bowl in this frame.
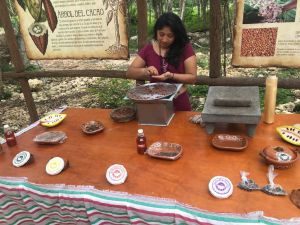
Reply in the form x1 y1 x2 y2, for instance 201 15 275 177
259 146 298 169
81 121 104 134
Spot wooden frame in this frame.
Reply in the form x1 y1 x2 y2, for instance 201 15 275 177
0 0 299 123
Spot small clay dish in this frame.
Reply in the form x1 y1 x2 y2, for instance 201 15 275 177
81 120 104 134
211 134 248 151
259 146 298 169
110 106 136 123
147 141 182 160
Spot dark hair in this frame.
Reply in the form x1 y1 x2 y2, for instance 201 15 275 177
153 12 189 68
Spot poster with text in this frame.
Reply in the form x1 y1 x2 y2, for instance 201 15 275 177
14 0 128 59
232 0 300 67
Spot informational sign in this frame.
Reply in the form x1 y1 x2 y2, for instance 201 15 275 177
14 0 128 59
232 0 300 67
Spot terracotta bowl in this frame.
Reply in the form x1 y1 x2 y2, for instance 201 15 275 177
259 146 298 169
147 141 182 160
81 120 104 134
211 134 248 151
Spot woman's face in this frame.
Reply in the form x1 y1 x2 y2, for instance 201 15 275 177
156 26 175 49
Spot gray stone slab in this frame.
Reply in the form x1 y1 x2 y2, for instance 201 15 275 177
202 86 261 136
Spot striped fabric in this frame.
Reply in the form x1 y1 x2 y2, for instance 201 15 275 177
0 177 299 225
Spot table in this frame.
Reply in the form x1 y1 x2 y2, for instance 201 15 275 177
0 108 300 224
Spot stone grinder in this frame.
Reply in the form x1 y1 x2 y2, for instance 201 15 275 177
202 86 261 137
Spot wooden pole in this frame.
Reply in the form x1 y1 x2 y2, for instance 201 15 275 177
136 0 148 85
209 0 221 78
0 1 39 122
2 70 300 89
137 0 148 51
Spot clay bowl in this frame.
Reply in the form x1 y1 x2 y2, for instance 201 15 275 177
211 134 248 151
259 145 298 169
81 120 104 134
110 106 136 123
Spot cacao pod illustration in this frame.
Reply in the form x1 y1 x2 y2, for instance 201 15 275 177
42 0 58 32
25 0 47 22
28 22 48 55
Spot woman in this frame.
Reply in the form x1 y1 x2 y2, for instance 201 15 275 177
126 12 197 111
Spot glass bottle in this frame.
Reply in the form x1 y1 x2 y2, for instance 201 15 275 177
4 125 17 147
136 129 147 154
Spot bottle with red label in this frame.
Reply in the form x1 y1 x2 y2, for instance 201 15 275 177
136 129 147 154
4 125 17 147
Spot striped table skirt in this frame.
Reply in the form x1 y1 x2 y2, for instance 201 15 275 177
0 177 299 225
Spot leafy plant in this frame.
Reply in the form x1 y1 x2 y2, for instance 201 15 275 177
0 88 12 100
293 103 300 113
259 87 294 110
88 78 134 108
188 85 209 111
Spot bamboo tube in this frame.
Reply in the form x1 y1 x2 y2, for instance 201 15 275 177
263 76 278 124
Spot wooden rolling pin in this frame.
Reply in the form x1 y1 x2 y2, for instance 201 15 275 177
263 76 278 124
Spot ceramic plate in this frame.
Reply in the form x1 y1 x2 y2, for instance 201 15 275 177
127 83 177 101
40 114 66 127
211 134 248 151
147 141 182 160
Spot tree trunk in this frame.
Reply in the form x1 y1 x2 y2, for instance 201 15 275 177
209 0 221 78
152 0 160 19
166 0 172 12
201 0 209 26
137 0 148 50
197 0 201 30
179 0 186 20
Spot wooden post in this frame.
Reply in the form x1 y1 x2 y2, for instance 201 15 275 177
137 0 148 51
136 0 148 85
0 1 39 122
209 0 221 78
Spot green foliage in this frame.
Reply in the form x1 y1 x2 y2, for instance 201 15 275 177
88 78 134 108
184 7 209 32
259 87 294 111
188 85 209 96
243 3 264 24
276 88 294 105
188 85 209 111
293 103 300 113
277 68 300 78
0 88 12 100
197 56 209 69
25 64 40 71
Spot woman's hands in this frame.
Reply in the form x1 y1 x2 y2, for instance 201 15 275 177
144 66 159 76
145 67 174 81
151 71 174 81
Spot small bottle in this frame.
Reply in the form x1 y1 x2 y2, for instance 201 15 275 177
136 129 147 154
4 125 17 147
